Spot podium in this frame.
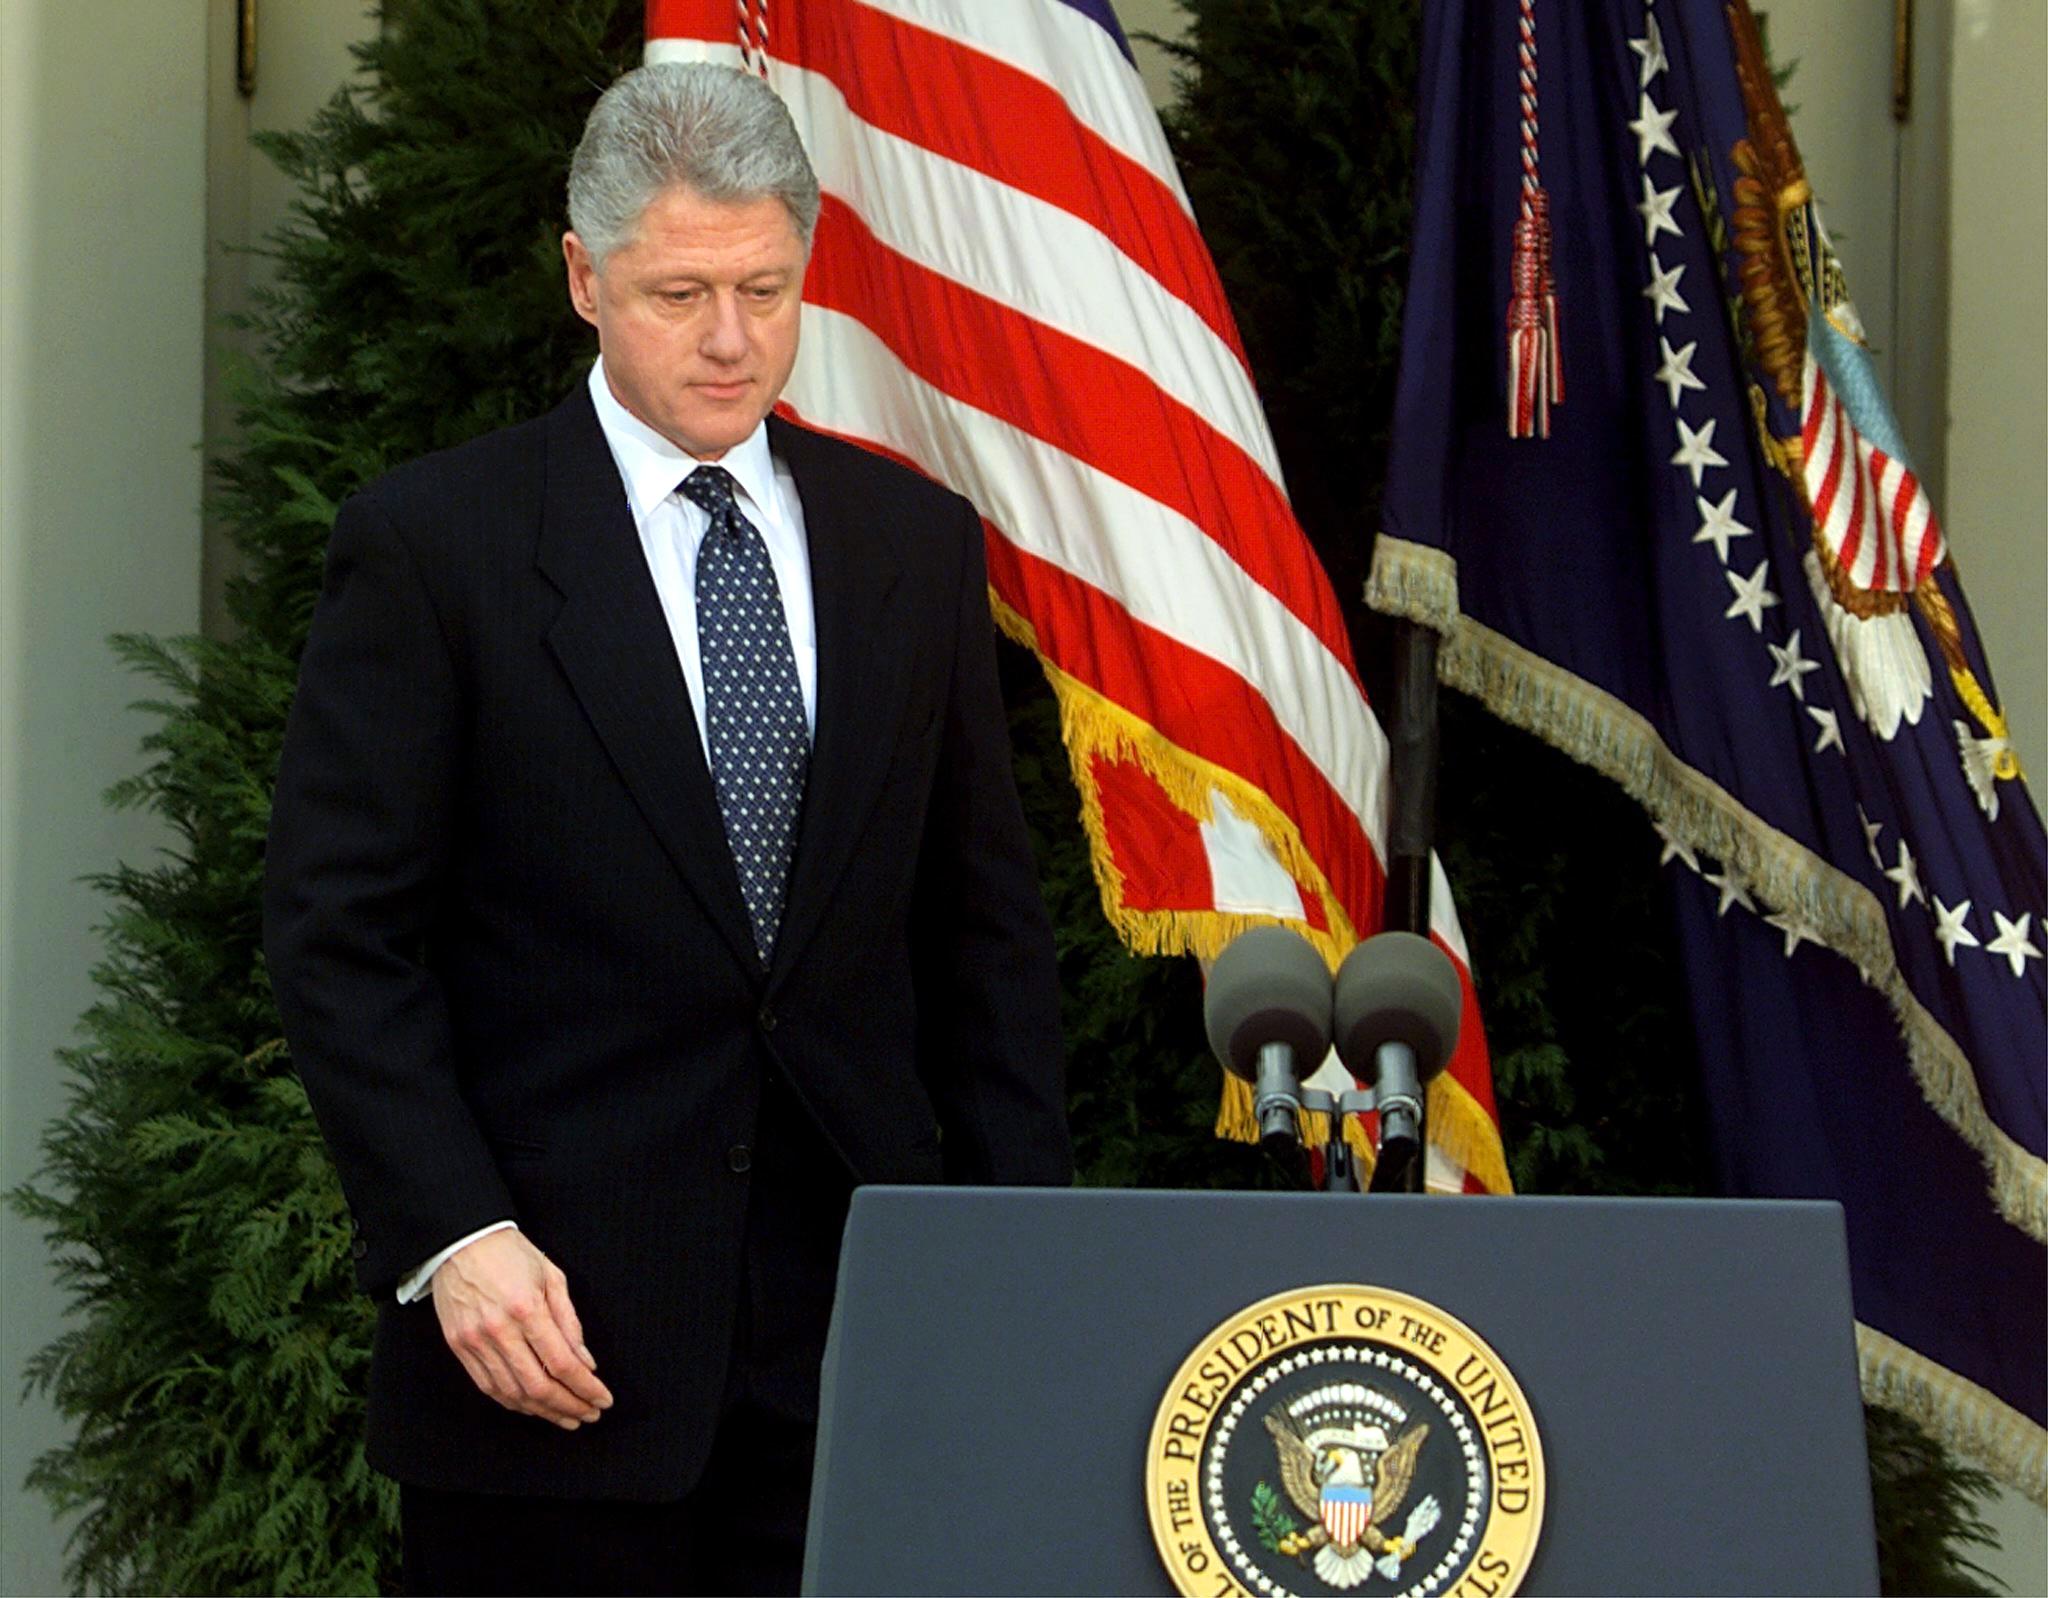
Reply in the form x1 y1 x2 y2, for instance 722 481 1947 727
802 1188 1876 1596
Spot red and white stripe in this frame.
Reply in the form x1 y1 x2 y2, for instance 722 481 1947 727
1801 352 1945 592
645 0 1506 1192
1321 1491 1371 1547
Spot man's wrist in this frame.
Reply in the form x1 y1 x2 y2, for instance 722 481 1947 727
396 1220 519 1304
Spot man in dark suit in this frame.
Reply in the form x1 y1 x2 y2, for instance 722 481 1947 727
263 61 1071 1595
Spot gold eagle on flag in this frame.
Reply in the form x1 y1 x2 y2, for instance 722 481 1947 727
1723 2 2020 809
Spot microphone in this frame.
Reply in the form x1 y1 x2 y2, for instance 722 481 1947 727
1333 932 1463 1185
1203 926 1333 1153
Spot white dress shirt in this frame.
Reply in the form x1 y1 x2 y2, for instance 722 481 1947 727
396 358 818 1304
584 357 818 753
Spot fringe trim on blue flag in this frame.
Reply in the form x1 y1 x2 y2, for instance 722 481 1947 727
1367 532 2048 1496
1858 1324 2048 1508
1367 532 2047 1237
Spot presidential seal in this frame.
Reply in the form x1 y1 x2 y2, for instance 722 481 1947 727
1146 1286 1544 1598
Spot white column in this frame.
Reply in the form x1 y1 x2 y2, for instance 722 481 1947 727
1948 0 2047 785
0 5 208 1592
1950 6 2048 1577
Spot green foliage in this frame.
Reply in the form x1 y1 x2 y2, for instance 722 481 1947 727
10 632 377 1596
1250 1479 1303 1554
1434 700 1714 1198
11 2 644 1590
1867 1407 2004 1597
1147 0 1420 680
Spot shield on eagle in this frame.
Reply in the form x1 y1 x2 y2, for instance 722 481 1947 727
1319 1482 1372 1549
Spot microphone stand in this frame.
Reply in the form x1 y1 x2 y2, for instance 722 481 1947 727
1297 1085 1377 1193
1296 1072 1428 1193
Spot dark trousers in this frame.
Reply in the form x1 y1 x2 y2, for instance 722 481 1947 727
399 1387 815 1595
400 1075 851 1596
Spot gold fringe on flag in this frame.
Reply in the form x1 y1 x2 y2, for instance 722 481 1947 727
1858 1324 2048 1508
1365 534 2048 1498
1365 535 2048 1240
990 590 1515 1198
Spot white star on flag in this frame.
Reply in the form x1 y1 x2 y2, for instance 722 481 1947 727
1806 705 1844 754
1882 838 1926 910
1931 897 1980 966
1858 807 1885 868
1629 94 1680 164
1672 416 1727 486
1763 911 1812 957
1985 911 2043 978
1722 560 1779 632
1767 630 1822 700
1629 14 1668 87
1637 175 1682 245
1692 488 1752 562
1656 820 1699 871
1703 867 1754 916
1654 337 1706 409
1642 255 1690 323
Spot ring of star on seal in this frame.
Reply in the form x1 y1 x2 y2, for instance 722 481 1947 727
1146 1284 1545 1598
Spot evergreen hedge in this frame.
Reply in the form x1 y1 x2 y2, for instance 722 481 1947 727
11 0 2005 1590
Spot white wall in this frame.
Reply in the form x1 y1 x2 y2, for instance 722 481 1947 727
0 5 209 1593
1948 0 2046 787
1950 14 2048 1587
1935 0 2048 1564
1118 0 1187 108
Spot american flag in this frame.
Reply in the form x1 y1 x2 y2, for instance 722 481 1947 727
1802 353 1945 593
1371 0 2045 1498
643 0 1510 1193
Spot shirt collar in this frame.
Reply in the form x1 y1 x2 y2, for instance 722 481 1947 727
585 357 782 534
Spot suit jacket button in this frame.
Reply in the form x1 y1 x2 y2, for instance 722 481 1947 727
757 1004 777 1033
728 1144 753 1174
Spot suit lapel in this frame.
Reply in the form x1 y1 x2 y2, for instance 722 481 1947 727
535 387 762 975
768 415 909 982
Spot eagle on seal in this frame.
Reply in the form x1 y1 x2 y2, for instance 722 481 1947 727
1264 1409 1440 1589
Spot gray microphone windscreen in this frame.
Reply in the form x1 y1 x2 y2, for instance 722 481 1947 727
1333 931 1462 1082
1203 926 1333 1080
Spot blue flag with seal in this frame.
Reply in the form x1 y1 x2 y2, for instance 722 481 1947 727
1370 0 2045 1501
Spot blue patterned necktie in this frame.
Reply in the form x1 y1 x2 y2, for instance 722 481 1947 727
680 464 809 962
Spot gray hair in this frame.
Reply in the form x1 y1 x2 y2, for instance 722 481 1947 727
567 63 820 265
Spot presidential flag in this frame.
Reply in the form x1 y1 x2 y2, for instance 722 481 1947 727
643 0 1511 1192
1370 0 2045 1497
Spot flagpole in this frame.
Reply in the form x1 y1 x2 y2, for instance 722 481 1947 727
1371 617 1440 1192
1385 620 1440 939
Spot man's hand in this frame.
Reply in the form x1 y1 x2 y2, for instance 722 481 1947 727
430 1229 614 1428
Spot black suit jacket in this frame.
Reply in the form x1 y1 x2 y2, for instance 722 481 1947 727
263 385 1071 1498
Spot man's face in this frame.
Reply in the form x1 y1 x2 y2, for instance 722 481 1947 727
564 185 806 461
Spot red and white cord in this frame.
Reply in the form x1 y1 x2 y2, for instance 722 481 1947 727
737 0 770 77
1506 0 1564 438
